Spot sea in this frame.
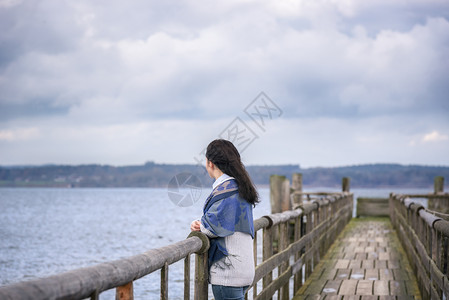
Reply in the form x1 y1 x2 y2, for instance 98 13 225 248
0 186 430 299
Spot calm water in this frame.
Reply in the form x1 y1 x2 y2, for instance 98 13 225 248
0 186 430 298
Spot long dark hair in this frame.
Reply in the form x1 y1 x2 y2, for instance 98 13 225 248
206 139 259 205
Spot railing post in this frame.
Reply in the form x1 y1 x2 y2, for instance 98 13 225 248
279 221 289 300
195 253 208 300
270 175 285 214
184 256 191 300
434 176 444 194
342 177 350 192
161 262 169 300
270 175 291 213
430 176 449 214
305 211 312 279
187 232 210 300
292 173 303 208
116 282 133 300
293 214 302 293
262 225 273 293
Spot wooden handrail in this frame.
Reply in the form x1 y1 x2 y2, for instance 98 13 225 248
250 192 353 300
0 191 353 300
390 193 449 299
0 234 209 300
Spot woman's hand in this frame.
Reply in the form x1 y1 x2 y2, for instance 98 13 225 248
190 220 201 231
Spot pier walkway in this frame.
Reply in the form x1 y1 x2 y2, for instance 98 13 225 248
292 218 421 299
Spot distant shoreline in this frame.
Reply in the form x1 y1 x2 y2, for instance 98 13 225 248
1 163 448 190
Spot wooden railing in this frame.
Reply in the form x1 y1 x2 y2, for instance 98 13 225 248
0 231 211 300
390 193 449 299
0 191 353 300
249 191 353 300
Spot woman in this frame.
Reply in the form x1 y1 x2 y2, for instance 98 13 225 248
190 139 259 300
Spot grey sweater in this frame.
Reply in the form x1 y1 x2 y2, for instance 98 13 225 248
201 225 255 286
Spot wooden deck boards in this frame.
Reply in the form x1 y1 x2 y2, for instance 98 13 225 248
292 218 421 300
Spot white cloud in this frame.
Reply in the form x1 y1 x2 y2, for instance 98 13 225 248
422 131 449 142
0 127 39 141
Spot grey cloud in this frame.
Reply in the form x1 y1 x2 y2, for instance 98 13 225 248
0 1 83 67
1 0 448 125
0 101 70 122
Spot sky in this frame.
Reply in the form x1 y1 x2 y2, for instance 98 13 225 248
0 0 448 168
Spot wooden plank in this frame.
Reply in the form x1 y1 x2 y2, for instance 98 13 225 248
356 280 373 295
389 280 406 296
345 253 357 260
392 269 409 280
325 296 342 300
374 260 387 269
361 260 374 269
359 296 377 300
322 269 338 280
364 247 375 253
387 260 400 269
379 269 394 280
378 253 389 260
323 280 341 295
339 280 358 295
349 260 362 269
305 295 322 300
335 259 350 269
364 269 378 281
373 280 389 296
335 269 351 280
350 270 365 280
303 280 327 295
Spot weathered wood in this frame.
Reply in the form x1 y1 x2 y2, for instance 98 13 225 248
294 215 302 292
0 235 206 300
184 256 190 300
434 176 444 194
116 282 133 300
390 192 449 300
194 252 208 300
292 173 303 208
279 222 289 300
161 262 168 300
270 175 286 214
281 178 291 212
356 280 373 295
342 177 350 192
339 279 357 295
90 289 99 300
373 280 389 295
356 198 389 217
262 226 273 290
292 218 421 300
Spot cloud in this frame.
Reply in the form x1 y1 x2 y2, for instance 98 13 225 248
422 131 449 142
0 0 448 165
0 127 39 141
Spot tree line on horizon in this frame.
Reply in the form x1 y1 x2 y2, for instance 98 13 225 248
0 162 448 189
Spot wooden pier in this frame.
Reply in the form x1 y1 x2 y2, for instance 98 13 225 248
0 175 447 300
292 218 421 299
